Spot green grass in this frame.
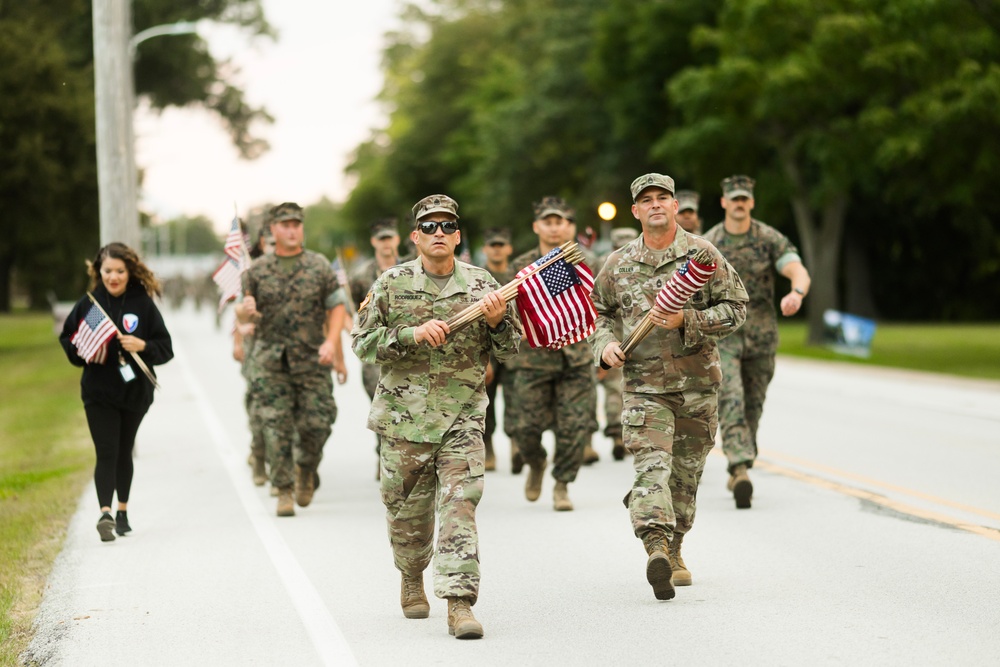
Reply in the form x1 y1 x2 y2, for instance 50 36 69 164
0 314 92 666
778 322 1000 381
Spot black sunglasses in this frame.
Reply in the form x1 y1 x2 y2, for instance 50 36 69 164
417 220 460 235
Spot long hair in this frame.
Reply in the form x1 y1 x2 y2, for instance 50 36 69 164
87 242 162 297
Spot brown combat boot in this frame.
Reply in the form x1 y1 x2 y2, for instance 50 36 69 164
669 533 692 586
276 488 295 517
727 464 753 509
294 465 315 507
250 453 267 486
524 459 547 502
484 437 496 472
400 573 430 619
553 481 573 511
641 531 674 600
446 597 483 639
583 444 600 465
510 440 524 475
612 436 626 461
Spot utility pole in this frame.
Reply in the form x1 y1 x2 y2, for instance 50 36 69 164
93 0 139 249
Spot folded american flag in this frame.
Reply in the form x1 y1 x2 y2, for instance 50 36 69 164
213 215 250 311
71 304 117 364
515 247 596 350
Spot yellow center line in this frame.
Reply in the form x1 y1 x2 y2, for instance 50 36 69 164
762 449 1000 523
751 459 1000 543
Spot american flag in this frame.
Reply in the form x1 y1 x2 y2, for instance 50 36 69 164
653 253 716 313
515 248 597 350
214 215 250 311
70 304 117 364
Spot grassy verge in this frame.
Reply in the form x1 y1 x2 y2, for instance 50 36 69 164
778 322 1000 381
0 314 92 666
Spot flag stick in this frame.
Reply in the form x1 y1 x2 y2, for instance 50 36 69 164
86 292 160 389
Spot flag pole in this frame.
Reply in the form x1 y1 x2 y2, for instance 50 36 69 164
86 292 160 389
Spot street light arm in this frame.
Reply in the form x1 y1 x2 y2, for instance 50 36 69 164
129 21 199 58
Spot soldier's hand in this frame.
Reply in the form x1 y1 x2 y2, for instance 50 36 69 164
318 340 336 366
242 295 257 317
602 342 625 369
414 320 450 347
485 361 495 386
649 306 684 330
596 367 607 381
480 291 506 328
333 356 347 385
233 343 245 363
780 292 803 316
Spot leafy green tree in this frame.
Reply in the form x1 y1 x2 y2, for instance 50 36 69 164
152 216 224 255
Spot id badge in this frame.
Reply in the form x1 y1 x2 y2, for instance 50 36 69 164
119 353 136 383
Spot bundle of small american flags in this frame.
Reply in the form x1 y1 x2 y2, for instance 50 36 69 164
515 246 596 350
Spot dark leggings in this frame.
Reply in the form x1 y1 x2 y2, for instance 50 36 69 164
84 404 146 508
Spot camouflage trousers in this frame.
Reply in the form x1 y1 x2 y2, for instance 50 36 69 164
622 389 718 541
361 362 382 455
245 385 266 461
251 369 337 490
380 427 486 603
598 366 624 439
718 342 776 472
510 363 596 483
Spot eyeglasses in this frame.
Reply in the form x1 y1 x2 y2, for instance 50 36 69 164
417 220 459 235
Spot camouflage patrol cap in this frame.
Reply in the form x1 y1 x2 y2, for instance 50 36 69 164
369 217 399 239
630 173 675 201
676 190 700 213
483 228 512 245
721 175 756 199
269 202 304 223
411 194 460 222
610 227 639 248
533 196 571 220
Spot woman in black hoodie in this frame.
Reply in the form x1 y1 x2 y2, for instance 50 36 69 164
59 243 174 542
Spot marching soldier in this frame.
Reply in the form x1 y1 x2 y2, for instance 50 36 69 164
675 190 702 234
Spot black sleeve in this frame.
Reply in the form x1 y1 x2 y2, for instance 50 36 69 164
139 300 174 367
58 297 91 367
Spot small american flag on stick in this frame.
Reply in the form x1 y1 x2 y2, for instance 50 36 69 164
70 303 117 363
515 247 596 350
213 214 250 311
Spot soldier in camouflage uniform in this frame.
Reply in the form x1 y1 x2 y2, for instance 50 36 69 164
595 226 639 461
703 175 811 509
591 173 747 600
348 218 402 478
509 196 598 512
352 194 520 640
675 190 702 234
478 227 517 472
239 203 348 517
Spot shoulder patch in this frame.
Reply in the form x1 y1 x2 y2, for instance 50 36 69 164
358 290 373 314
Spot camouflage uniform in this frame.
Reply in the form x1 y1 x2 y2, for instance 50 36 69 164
238 321 266 464
243 251 342 491
352 258 521 602
508 246 597 483
590 231 747 543
483 257 517 451
702 218 801 471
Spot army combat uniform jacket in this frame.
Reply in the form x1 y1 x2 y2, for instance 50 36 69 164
589 231 749 393
351 259 521 443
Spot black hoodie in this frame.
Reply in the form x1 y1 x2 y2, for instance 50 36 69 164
59 282 174 412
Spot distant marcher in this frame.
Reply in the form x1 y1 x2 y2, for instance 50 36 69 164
348 218 403 480
591 173 747 600
508 196 598 511
59 243 174 542
703 175 811 509
352 194 520 639
238 202 348 517
675 190 702 234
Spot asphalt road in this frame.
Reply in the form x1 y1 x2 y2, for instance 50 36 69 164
23 304 1000 666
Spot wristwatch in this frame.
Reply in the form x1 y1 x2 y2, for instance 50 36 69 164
793 288 806 296
488 320 508 334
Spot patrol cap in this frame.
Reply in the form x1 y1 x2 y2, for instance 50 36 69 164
630 173 675 201
269 202 304 223
721 175 756 199
533 196 571 220
676 190 700 213
610 227 639 248
483 228 512 245
369 218 399 239
412 194 460 222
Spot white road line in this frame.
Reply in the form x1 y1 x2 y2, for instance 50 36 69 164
175 344 357 667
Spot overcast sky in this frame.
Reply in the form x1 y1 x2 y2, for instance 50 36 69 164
134 0 403 230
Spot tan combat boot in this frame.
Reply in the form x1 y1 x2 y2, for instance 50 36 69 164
250 453 267 486
727 464 753 509
611 436 626 461
583 443 600 465
446 597 483 639
642 531 674 600
553 481 573 511
484 437 496 472
276 488 295 517
524 459 547 502
669 533 692 586
294 465 315 507
400 573 430 619
510 440 524 475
